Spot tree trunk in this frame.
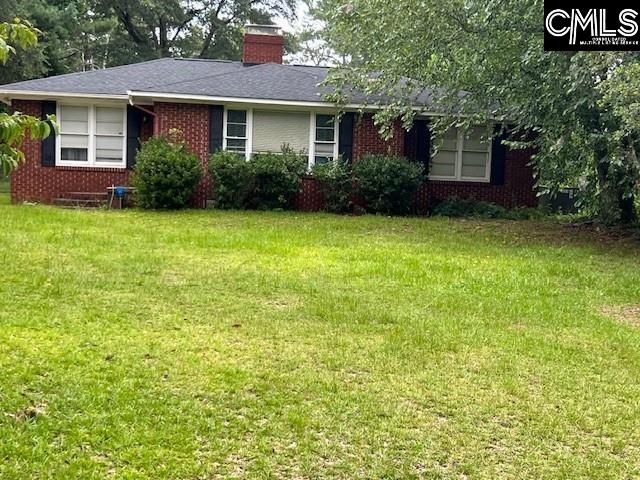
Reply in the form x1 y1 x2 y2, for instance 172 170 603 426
595 142 638 225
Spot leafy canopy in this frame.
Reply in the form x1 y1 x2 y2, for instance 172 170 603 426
317 0 640 224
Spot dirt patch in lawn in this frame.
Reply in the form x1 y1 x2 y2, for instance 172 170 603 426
600 305 640 327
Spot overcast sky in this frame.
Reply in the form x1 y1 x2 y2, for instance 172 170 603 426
273 1 312 33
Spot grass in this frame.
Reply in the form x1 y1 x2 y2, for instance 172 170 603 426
0 199 639 479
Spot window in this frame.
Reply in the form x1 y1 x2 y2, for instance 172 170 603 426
430 127 491 182
57 104 126 168
252 110 309 154
224 109 248 156
313 114 337 165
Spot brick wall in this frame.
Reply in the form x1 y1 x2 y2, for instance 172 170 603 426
242 34 284 64
10 100 536 211
154 102 211 207
294 176 325 212
414 148 537 212
353 114 405 159
350 113 537 211
10 100 131 204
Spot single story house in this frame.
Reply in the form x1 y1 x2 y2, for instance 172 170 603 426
0 25 537 211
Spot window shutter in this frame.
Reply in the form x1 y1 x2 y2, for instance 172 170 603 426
405 119 430 173
209 105 224 153
41 101 56 167
126 105 143 169
338 112 354 162
490 126 507 185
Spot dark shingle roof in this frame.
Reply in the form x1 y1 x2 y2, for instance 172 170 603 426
0 58 332 102
0 58 434 107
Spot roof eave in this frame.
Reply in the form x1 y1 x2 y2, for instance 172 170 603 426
127 90 364 110
0 90 129 104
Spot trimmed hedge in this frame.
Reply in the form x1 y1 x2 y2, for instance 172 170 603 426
353 155 424 215
312 158 353 213
132 137 202 209
248 146 307 210
208 144 307 210
209 150 253 209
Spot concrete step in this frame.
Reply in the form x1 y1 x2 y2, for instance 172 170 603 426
54 198 107 208
65 192 109 201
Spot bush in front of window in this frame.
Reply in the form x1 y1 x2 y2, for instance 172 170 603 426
209 150 254 209
247 144 307 210
132 137 202 209
312 158 354 213
353 155 424 215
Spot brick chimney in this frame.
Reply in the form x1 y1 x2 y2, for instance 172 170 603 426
242 25 284 64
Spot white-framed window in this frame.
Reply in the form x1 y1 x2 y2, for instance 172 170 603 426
223 108 251 158
310 113 338 166
56 104 126 168
430 126 492 182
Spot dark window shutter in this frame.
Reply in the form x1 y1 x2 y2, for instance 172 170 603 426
209 105 224 154
126 105 143 170
338 112 354 162
41 101 56 167
405 119 430 173
490 125 507 185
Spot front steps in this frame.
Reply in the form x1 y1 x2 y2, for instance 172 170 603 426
54 192 108 209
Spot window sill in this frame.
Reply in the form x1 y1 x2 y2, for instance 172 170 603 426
428 177 491 185
54 164 129 172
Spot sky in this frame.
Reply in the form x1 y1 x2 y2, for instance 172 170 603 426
273 1 312 34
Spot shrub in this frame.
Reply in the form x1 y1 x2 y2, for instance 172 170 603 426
432 198 506 218
312 158 353 213
209 150 253 209
132 137 202 209
431 198 548 220
352 155 424 215
247 144 307 210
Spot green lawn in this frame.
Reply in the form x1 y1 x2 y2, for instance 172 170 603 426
1 201 639 479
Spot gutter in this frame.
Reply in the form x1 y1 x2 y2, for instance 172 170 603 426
0 88 502 122
0 90 128 102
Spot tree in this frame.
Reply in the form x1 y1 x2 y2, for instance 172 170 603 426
317 0 640 224
100 0 299 60
0 19 55 174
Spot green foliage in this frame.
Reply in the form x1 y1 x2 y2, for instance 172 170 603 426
0 0 300 83
247 145 307 210
431 198 547 220
209 150 253 209
132 137 202 210
0 18 55 174
318 0 640 224
312 158 353 213
0 18 38 64
431 198 507 219
352 155 423 215
0 110 55 175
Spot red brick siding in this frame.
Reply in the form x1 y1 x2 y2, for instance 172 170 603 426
242 34 284 64
414 148 537 212
353 114 405 160
10 100 536 211
154 102 211 207
294 176 325 212
351 113 537 211
10 100 130 204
